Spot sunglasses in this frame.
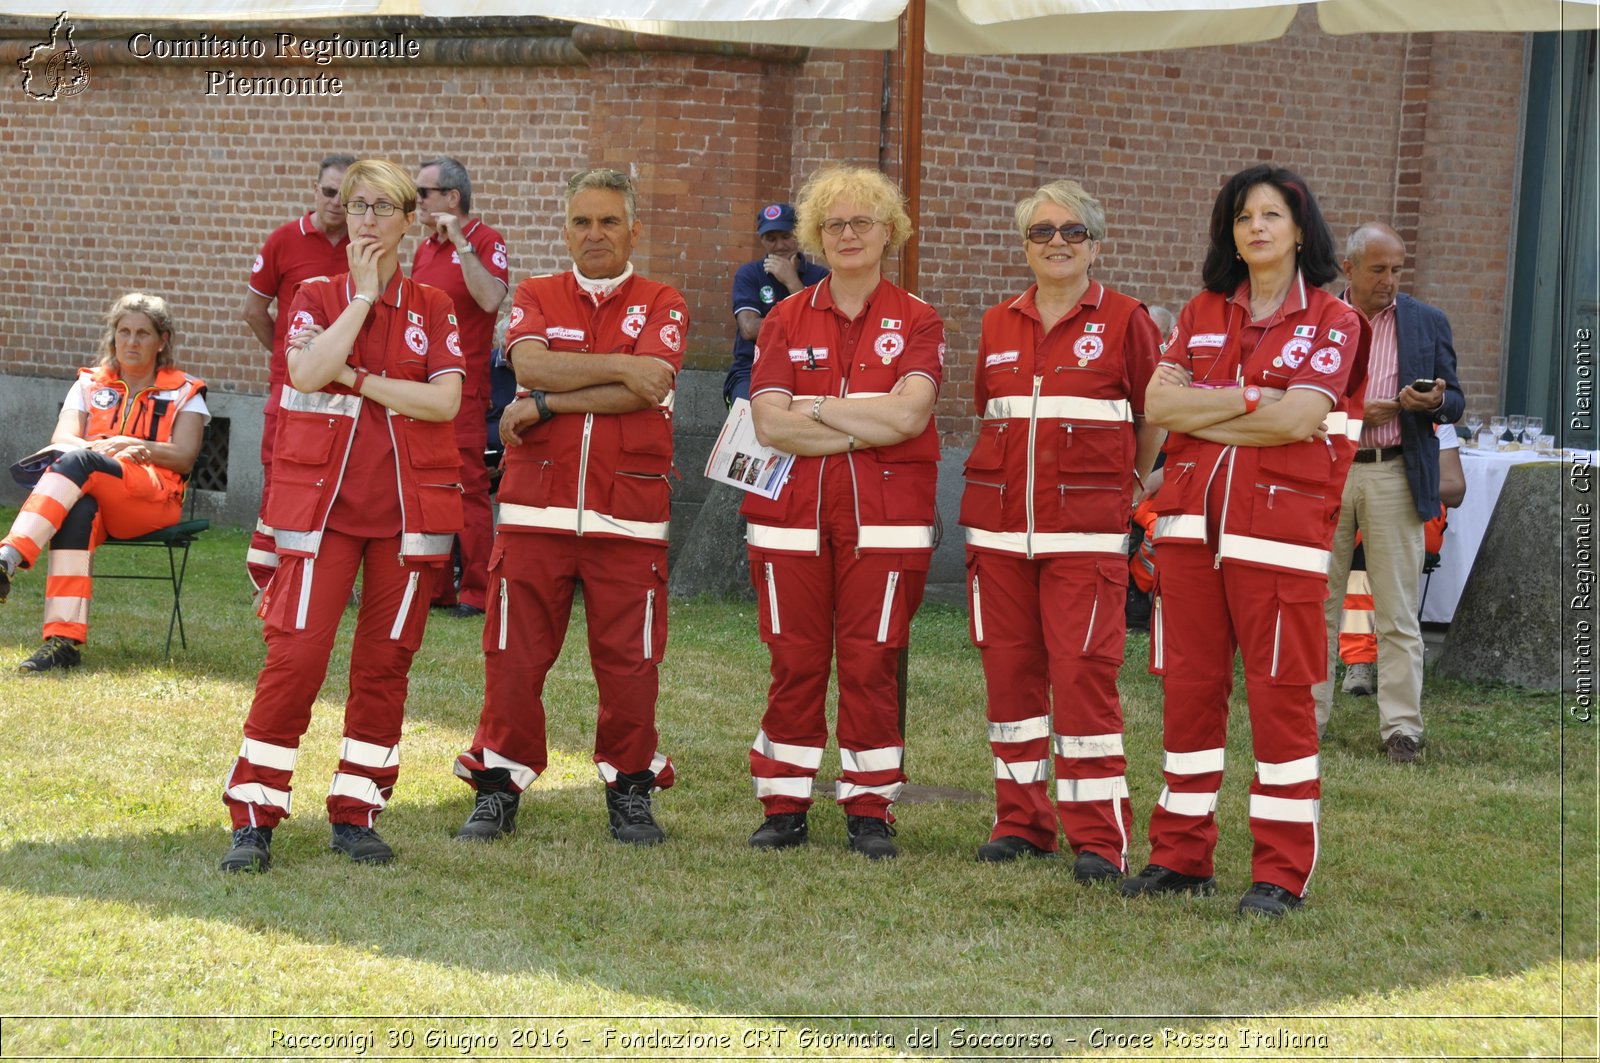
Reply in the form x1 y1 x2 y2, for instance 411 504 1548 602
1026 223 1093 245
416 186 451 198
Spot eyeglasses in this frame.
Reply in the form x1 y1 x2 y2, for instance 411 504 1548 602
820 216 882 237
318 185 342 199
416 186 450 198
345 200 401 217
1026 223 1094 245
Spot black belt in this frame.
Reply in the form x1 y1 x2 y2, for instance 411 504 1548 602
1353 445 1404 464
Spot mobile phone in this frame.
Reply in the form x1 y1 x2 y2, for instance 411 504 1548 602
1409 378 1438 392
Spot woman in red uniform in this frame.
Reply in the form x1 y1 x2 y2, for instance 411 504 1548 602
1125 165 1367 916
742 166 944 860
0 293 208 672
960 180 1164 879
219 159 464 873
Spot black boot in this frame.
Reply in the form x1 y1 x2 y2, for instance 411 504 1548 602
221 826 272 873
605 771 665 846
457 768 520 841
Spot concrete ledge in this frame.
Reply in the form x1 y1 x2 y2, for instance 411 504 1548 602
1436 461 1569 690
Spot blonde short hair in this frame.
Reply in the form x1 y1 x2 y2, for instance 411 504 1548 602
100 292 176 369
794 166 913 258
340 159 417 214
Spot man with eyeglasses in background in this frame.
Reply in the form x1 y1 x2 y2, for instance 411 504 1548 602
723 202 829 405
453 167 689 848
411 156 510 619
241 153 358 596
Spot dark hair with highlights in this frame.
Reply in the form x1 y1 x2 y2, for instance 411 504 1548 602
1200 164 1338 294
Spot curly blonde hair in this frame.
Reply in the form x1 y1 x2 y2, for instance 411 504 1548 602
100 292 176 368
794 166 913 258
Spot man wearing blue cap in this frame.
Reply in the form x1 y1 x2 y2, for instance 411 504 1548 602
723 202 829 404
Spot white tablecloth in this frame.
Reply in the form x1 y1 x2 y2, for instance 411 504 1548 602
1420 448 1583 623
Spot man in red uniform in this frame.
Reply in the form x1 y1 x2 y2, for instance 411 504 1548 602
411 156 510 618
241 153 356 595
453 167 688 846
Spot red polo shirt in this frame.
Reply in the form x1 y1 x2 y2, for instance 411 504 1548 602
248 212 352 397
411 217 510 404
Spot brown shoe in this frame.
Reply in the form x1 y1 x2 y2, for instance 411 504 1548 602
1385 733 1421 764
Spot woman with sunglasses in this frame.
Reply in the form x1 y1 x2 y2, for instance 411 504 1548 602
1126 164 1367 917
959 180 1164 880
219 159 465 874
741 166 944 860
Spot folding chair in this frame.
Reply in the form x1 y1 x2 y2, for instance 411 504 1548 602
97 485 209 657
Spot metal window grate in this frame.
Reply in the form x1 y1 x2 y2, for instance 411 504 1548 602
190 416 228 493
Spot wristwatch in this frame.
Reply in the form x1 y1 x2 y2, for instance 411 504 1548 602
1242 385 1262 414
530 390 554 422
351 366 370 396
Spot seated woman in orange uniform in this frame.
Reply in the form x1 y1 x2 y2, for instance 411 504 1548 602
0 292 208 672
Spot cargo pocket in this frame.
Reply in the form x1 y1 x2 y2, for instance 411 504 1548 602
959 421 1008 528
1081 558 1130 664
1267 575 1329 685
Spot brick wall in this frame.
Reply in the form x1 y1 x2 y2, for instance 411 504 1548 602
0 12 1525 450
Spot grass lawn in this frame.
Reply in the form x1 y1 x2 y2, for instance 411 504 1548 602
0 519 1593 1059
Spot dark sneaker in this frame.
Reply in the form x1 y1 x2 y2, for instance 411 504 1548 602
1238 881 1304 917
457 788 519 841
1118 863 1217 897
846 815 898 860
330 823 394 864
606 781 665 846
1072 850 1123 884
748 812 809 850
1385 733 1421 764
975 835 1055 862
0 558 11 603
220 826 272 873
449 603 485 619
19 635 81 673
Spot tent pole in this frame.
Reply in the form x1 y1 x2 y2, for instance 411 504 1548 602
900 0 926 293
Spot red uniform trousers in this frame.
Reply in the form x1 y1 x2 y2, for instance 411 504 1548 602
967 550 1133 867
3 451 179 643
223 530 439 829
431 396 492 611
748 467 927 821
247 405 282 593
1149 540 1325 897
457 532 674 793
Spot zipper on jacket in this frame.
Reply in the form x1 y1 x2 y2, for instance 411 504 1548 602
576 413 595 535
1212 447 1237 570
1025 374 1043 558
1257 482 1325 509
384 387 408 563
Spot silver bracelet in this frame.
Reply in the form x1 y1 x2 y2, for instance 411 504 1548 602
811 395 827 422
351 293 376 307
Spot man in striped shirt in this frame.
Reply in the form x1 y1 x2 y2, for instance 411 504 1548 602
1313 223 1464 763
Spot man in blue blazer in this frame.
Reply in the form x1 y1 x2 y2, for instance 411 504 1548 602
1314 223 1464 763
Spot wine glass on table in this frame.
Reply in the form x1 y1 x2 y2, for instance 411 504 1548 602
1489 414 1508 448
1523 415 1544 447
1507 414 1526 447
1464 410 1484 443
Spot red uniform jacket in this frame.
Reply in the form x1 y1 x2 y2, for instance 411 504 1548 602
267 273 464 560
742 279 944 556
961 281 1158 558
496 270 688 545
1148 273 1369 577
